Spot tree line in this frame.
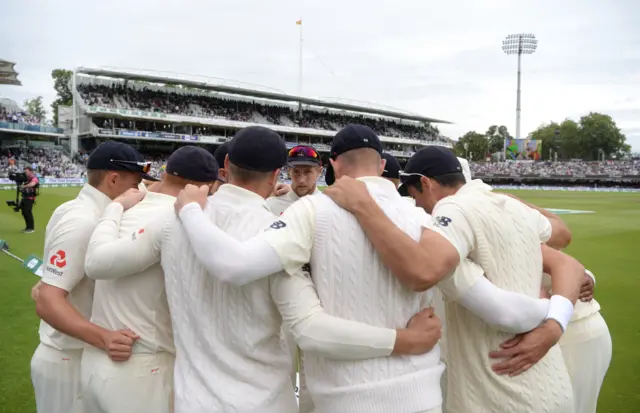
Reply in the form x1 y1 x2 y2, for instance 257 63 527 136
453 113 630 162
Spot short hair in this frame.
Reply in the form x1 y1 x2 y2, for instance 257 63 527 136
24 166 33 172
87 169 109 187
432 172 466 188
227 162 275 184
338 148 381 166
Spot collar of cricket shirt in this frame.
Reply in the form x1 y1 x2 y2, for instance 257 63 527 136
455 178 493 196
215 183 271 212
79 183 113 213
356 176 399 197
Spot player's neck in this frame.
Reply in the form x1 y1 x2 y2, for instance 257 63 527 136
148 181 182 197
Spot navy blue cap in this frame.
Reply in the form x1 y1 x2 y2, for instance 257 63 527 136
227 126 287 172
398 146 462 196
166 146 219 182
381 152 401 180
213 142 229 169
325 124 383 185
87 140 158 181
287 145 322 167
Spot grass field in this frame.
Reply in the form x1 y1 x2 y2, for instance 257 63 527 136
1 187 639 413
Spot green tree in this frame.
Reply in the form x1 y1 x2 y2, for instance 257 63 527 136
23 96 47 123
51 69 73 125
577 112 630 160
454 131 488 161
485 125 512 154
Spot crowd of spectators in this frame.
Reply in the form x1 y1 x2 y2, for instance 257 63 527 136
0 106 42 126
0 147 82 178
77 83 447 143
470 160 639 177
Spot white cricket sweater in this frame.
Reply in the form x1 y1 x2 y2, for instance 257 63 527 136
304 179 444 413
267 186 321 216
438 185 574 413
161 185 296 413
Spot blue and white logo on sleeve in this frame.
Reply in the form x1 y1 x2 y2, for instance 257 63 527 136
434 216 452 227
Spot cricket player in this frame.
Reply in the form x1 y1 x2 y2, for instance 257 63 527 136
173 125 577 413
543 269 612 413
31 141 156 413
163 126 443 413
391 146 581 412
267 144 323 216
79 146 220 413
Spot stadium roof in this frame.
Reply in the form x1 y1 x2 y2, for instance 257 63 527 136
76 67 452 124
0 59 21 86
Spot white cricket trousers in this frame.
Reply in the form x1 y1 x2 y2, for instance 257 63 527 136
559 312 612 413
77 346 175 413
31 343 83 413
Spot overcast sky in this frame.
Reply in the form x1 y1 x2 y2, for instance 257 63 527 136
2 0 639 150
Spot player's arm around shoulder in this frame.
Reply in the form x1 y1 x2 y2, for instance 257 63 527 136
269 269 442 359
37 214 139 360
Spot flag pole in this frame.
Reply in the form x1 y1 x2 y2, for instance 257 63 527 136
297 17 303 117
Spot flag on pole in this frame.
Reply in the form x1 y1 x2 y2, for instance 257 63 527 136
296 19 302 25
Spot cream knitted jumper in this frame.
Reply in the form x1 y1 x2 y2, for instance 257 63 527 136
304 185 444 413
438 187 574 413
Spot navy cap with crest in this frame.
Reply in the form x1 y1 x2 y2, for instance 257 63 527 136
213 142 229 168
398 146 463 196
87 140 158 181
166 146 219 182
381 152 401 180
227 126 287 172
325 124 383 185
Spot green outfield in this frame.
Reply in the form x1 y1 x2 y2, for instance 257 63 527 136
1 187 639 413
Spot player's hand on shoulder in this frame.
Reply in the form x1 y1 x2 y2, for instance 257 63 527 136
403 307 442 354
273 182 291 197
579 270 595 302
114 188 145 211
323 176 371 213
102 329 140 362
175 184 209 214
489 319 563 376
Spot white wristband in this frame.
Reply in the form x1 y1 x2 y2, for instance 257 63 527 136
545 295 574 332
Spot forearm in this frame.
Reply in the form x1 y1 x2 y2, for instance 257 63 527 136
542 245 584 331
455 277 550 334
351 198 456 291
85 203 157 279
179 203 283 285
36 295 107 350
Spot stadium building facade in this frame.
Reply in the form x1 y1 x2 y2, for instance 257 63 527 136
67 67 453 163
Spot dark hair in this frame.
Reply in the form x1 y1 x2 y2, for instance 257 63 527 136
432 172 466 188
24 167 33 172
228 162 275 184
406 172 465 192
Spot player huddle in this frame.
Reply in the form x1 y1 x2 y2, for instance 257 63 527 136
30 124 611 413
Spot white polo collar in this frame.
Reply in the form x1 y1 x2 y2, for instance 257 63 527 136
78 184 112 211
356 176 400 197
214 184 270 212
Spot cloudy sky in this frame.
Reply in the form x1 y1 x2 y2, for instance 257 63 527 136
2 0 639 150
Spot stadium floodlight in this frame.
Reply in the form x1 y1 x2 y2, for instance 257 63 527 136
502 33 538 152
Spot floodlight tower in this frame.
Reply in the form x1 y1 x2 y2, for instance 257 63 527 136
502 33 538 143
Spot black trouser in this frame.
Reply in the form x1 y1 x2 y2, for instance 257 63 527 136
21 198 34 230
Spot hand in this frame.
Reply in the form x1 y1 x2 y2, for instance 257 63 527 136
175 184 209 214
401 307 442 355
489 319 563 376
273 182 291 197
31 281 42 301
579 272 594 302
102 329 140 362
323 176 372 213
113 188 145 211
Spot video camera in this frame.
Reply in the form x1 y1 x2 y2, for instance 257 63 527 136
5 172 34 212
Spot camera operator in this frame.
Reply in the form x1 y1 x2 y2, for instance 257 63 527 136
21 167 39 233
